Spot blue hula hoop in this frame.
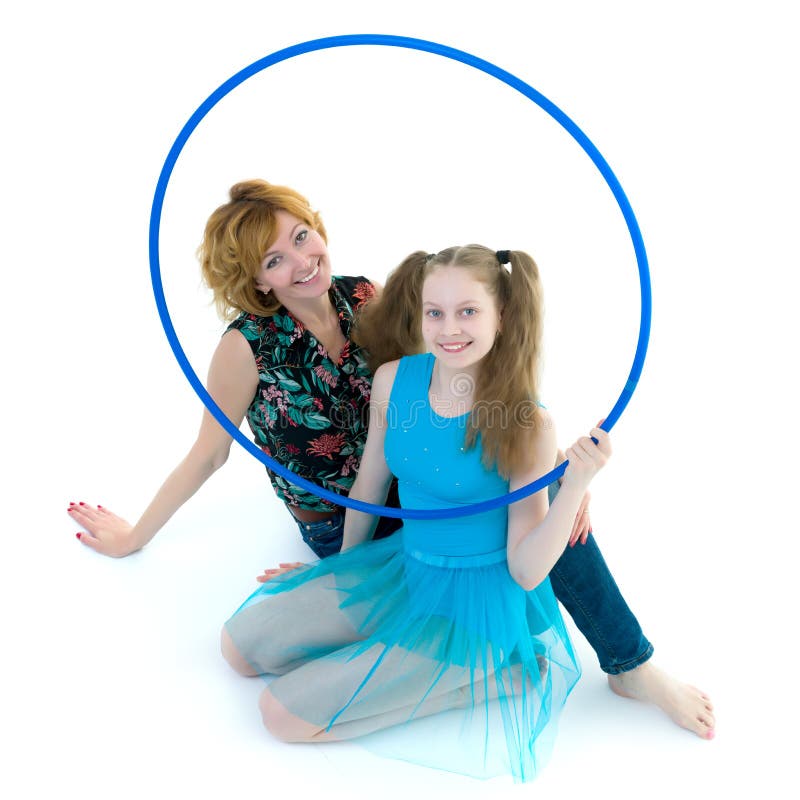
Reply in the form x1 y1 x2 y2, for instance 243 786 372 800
148 34 652 520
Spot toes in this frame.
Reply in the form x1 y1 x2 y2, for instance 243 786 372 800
694 711 715 739
689 684 713 702
696 721 715 740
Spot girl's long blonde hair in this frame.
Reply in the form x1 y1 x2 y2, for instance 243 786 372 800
353 245 544 477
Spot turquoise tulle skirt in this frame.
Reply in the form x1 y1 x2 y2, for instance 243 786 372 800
225 531 580 782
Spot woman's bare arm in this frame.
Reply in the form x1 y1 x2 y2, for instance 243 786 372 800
69 330 259 557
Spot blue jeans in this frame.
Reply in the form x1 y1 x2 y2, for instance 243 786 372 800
548 533 653 674
291 481 652 675
295 507 401 559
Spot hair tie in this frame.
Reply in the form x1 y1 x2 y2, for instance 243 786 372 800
495 250 511 265
426 253 437 262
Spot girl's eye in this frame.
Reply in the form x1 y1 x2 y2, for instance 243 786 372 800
265 256 281 270
426 309 442 319
461 308 477 317
295 230 308 244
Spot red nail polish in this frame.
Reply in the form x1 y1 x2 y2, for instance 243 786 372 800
97 505 103 509
79 502 85 506
76 533 82 540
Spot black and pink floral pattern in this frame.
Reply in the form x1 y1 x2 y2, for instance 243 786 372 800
227 276 377 511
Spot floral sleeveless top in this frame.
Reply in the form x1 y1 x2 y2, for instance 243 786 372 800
226 276 377 511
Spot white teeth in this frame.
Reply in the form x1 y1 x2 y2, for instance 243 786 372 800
296 263 319 284
440 342 470 352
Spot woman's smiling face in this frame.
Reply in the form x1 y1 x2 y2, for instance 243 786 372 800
255 209 332 304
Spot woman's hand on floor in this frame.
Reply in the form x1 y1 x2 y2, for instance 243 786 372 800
68 502 141 558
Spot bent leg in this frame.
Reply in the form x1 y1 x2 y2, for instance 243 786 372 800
260 640 538 743
549 531 652 674
546 482 715 739
221 627 261 677
222 572 368 676
546 478 651 672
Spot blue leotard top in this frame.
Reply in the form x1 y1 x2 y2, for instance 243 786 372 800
384 353 509 557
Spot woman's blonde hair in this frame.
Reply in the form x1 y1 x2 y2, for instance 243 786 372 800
198 180 327 320
353 244 544 478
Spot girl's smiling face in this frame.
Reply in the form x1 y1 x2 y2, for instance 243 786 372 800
421 265 502 371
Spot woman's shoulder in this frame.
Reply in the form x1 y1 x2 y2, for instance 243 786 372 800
225 308 304 357
332 275 379 310
226 309 267 331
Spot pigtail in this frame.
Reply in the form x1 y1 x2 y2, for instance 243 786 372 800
351 251 429 373
495 250 543 393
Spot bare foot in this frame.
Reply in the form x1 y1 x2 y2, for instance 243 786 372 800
607 661 715 740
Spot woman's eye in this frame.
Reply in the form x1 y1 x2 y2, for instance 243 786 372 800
426 309 441 319
461 308 477 317
265 256 281 270
296 230 308 244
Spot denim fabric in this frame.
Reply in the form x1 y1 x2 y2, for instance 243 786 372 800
548 534 653 673
295 509 402 558
295 513 346 559
546 481 653 674
293 480 652 674
294 482 403 559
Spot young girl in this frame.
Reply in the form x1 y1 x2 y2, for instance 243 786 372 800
222 245 612 782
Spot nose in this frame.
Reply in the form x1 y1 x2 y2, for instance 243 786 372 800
442 315 462 336
289 252 309 269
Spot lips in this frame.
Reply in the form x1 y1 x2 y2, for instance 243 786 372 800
295 262 320 284
438 342 471 353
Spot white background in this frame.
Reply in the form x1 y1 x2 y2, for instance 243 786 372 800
2 1 797 798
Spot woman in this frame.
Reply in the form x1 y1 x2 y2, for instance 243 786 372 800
68 179 714 739
223 245 603 780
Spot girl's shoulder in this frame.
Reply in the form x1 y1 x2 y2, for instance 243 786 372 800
372 353 432 404
371 358 401 402
377 353 433 410
374 353 430 383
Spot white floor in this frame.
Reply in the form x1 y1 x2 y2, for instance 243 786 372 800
4 2 798 798
8 432 796 799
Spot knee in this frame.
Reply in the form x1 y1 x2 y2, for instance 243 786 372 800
258 687 315 742
220 626 260 677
